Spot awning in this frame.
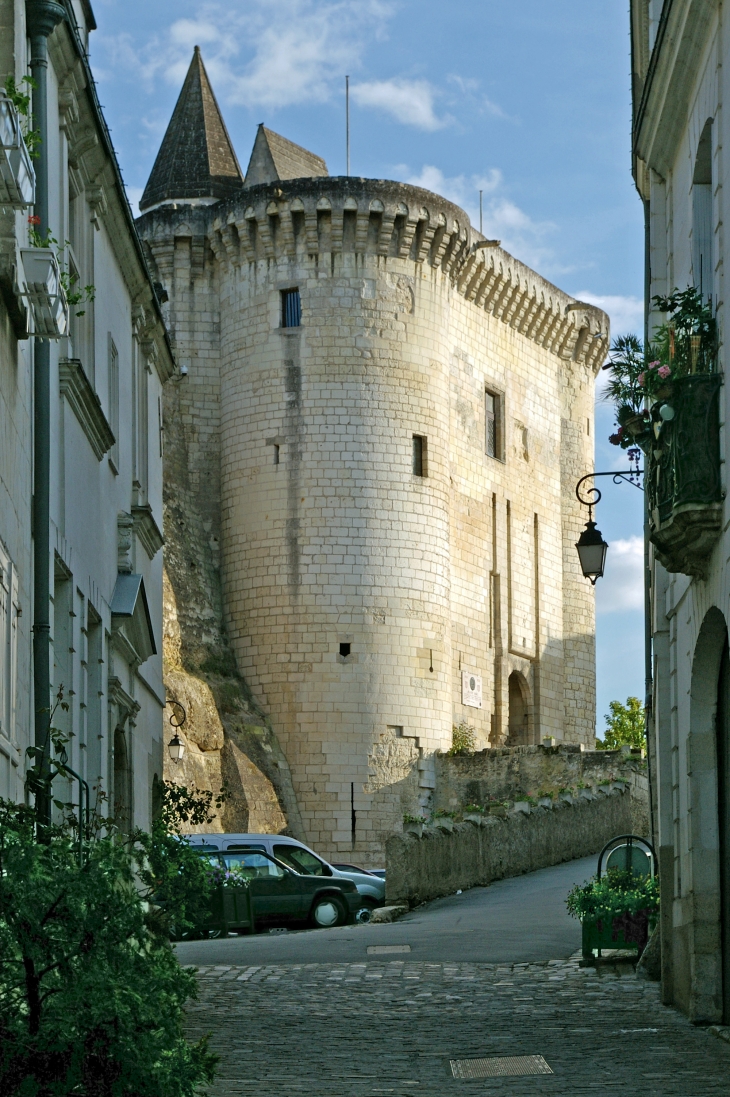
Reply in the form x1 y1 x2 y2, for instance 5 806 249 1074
110 573 157 663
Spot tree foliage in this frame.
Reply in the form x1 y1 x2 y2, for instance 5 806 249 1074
597 696 646 751
0 782 219 1097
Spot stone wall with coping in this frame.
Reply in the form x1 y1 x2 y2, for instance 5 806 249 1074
433 743 647 810
385 786 641 906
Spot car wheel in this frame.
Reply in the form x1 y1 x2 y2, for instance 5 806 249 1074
310 894 347 928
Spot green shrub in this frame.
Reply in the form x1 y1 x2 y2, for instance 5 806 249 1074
447 722 476 756
566 868 659 922
0 784 219 1096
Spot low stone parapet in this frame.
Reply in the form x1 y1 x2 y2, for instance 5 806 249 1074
385 786 636 908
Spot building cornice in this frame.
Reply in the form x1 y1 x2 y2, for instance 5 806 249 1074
132 503 164 560
633 0 717 178
138 178 609 375
59 357 115 459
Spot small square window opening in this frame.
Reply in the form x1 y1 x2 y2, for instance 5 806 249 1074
339 643 351 657
281 288 301 328
412 435 427 477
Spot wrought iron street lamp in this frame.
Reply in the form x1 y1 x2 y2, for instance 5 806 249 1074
166 697 187 763
575 518 609 584
575 452 644 584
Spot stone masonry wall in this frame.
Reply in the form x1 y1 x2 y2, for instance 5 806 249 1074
433 743 647 809
138 176 608 863
385 786 639 906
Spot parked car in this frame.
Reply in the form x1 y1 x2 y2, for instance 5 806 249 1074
185 833 385 909
193 848 361 931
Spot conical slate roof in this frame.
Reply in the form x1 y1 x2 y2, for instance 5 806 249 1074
139 47 243 212
243 124 328 188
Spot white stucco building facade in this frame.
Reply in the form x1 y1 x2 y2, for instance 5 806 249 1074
632 0 730 1025
0 0 173 829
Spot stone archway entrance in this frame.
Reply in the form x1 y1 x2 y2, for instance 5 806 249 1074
508 671 531 745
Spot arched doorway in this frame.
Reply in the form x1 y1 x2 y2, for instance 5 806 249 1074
113 727 131 833
686 606 727 1021
717 638 730 1023
508 672 530 745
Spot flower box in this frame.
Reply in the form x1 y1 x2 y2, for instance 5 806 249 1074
20 247 68 338
581 908 656 959
0 95 35 208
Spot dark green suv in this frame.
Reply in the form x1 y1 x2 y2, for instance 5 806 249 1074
196 849 361 933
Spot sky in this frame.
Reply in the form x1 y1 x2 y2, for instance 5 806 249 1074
89 0 646 737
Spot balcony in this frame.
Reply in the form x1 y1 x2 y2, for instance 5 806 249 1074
648 373 723 578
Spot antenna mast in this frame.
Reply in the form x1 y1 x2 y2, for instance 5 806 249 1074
346 75 350 177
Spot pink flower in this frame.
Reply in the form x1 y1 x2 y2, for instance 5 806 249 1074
657 365 671 379
637 372 645 387
648 360 660 369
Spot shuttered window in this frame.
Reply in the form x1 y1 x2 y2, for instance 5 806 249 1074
281 288 301 328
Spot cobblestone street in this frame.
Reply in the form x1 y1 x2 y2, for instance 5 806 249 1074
187 955 730 1096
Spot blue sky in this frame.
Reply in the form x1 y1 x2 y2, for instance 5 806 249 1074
90 0 646 735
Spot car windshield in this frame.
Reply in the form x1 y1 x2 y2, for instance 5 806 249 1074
221 851 287 880
273 844 330 876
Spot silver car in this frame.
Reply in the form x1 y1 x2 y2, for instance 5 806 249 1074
184 833 385 909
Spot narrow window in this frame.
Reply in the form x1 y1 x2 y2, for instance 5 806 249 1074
281 288 301 328
693 119 713 301
273 444 280 465
339 642 351 658
412 434 427 477
108 335 119 473
485 389 501 459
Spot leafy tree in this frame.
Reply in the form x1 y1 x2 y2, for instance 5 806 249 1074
0 777 221 1096
597 696 646 750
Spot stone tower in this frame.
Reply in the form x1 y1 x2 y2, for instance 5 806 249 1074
138 50 609 861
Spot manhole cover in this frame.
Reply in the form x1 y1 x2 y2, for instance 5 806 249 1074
450 1055 553 1079
367 945 411 954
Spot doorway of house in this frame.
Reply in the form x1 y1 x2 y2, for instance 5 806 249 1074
508 672 530 745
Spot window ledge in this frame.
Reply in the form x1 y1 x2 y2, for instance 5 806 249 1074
59 358 115 460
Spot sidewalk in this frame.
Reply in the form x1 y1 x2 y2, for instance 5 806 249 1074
186 953 730 1096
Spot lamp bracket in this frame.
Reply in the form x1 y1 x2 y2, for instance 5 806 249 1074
576 461 644 520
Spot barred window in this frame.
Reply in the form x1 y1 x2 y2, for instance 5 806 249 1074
281 288 301 328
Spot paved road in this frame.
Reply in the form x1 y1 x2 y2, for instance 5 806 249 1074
187 956 730 1096
180 856 730 1096
175 854 597 966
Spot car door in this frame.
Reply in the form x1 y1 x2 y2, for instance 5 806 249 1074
223 851 303 924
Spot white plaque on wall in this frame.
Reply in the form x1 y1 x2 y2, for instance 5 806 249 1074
462 670 482 708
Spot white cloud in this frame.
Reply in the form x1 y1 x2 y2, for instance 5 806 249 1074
125 185 144 217
572 292 644 340
351 79 445 131
403 164 555 269
97 1 393 111
596 536 644 614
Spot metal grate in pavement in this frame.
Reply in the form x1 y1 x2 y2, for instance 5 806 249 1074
367 945 411 954
450 1055 553 1079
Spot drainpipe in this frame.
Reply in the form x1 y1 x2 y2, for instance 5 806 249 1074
642 195 656 853
27 0 65 828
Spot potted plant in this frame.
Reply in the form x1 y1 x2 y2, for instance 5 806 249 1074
566 868 659 959
403 813 424 837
